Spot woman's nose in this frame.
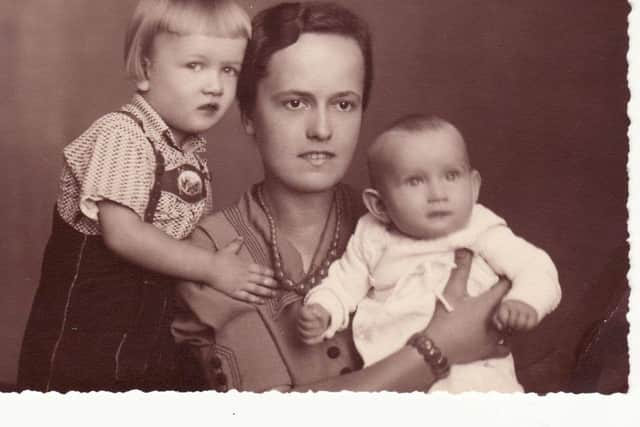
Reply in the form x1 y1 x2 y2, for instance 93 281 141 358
306 109 332 142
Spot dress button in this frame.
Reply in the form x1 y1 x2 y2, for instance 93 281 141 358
327 346 340 359
215 372 228 386
210 356 222 369
340 367 352 375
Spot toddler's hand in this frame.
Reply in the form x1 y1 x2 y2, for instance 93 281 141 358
207 237 277 304
493 300 538 331
297 304 331 345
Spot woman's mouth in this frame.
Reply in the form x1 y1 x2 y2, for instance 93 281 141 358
299 151 335 166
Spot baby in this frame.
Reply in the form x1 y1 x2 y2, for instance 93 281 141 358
298 115 561 392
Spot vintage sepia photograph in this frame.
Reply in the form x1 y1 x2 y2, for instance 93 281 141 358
0 0 633 421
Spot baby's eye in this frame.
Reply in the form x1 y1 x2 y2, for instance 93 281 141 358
335 100 355 112
445 171 460 181
284 99 307 110
222 66 239 76
187 62 204 72
407 176 424 186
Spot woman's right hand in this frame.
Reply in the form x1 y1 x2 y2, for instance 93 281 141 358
425 249 512 364
207 237 278 304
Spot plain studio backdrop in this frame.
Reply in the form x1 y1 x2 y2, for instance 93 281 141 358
0 0 628 391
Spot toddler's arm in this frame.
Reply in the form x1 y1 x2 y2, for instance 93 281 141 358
475 225 561 329
98 200 276 304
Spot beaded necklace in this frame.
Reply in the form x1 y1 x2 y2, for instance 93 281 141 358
256 185 342 296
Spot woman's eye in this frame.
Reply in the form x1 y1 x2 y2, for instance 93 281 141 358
187 62 203 72
335 100 355 112
222 66 239 76
284 99 306 110
445 171 460 181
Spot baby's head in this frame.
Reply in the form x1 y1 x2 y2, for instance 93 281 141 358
124 0 251 143
364 115 481 240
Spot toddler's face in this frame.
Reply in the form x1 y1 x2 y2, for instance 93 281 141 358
138 32 247 146
377 127 480 240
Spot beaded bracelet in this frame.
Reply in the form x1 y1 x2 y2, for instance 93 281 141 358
406 331 451 380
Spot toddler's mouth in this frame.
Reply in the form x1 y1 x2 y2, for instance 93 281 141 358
198 103 219 112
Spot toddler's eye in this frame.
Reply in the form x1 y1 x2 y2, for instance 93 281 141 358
187 62 203 72
222 66 239 76
445 171 460 181
284 99 307 110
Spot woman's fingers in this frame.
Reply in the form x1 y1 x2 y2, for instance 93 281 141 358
493 337 511 358
219 237 245 254
442 249 474 302
242 281 276 298
478 277 511 310
233 289 265 304
248 273 277 289
248 263 274 278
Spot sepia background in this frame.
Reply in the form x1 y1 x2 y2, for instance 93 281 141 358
0 0 629 391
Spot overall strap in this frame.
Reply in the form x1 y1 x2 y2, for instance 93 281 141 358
114 110 165 224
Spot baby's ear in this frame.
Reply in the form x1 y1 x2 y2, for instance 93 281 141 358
362 188 391 224
470 169 482 203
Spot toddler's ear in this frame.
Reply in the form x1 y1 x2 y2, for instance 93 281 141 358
470 169 482 203
136 58 151 92
136 79 150 92
362 188 391 224
241 112 255 136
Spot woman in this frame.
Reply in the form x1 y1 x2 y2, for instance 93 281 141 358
172 1 510 392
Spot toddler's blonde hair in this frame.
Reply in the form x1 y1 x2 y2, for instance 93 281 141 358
124 0 251 82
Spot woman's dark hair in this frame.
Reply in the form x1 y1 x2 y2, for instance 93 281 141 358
237 1 373 118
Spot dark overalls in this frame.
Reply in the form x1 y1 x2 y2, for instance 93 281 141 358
18 112 206 392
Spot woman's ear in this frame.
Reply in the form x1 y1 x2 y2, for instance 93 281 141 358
470 169 482 203
241 112 255 136
362 188 392 224
136 58 151 92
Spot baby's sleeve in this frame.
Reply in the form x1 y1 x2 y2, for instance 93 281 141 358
474 225 561 320
67 115 157 222
304 214 383 338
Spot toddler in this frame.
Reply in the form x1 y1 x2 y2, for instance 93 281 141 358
18 0 276 392
298 115 561 392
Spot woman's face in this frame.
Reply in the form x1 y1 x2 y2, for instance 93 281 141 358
244 33 365 194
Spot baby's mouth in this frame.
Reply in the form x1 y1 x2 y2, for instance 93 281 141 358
427 211 451 219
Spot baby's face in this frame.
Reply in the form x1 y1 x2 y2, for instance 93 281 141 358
377 127 480 240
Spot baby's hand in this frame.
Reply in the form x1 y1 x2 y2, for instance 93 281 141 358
297 304 331 345
493 300 538 331
207 237 277 304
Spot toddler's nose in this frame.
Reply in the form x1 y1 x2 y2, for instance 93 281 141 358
204 71 223 96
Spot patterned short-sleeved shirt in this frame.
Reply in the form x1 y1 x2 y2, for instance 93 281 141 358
57 94 213 239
